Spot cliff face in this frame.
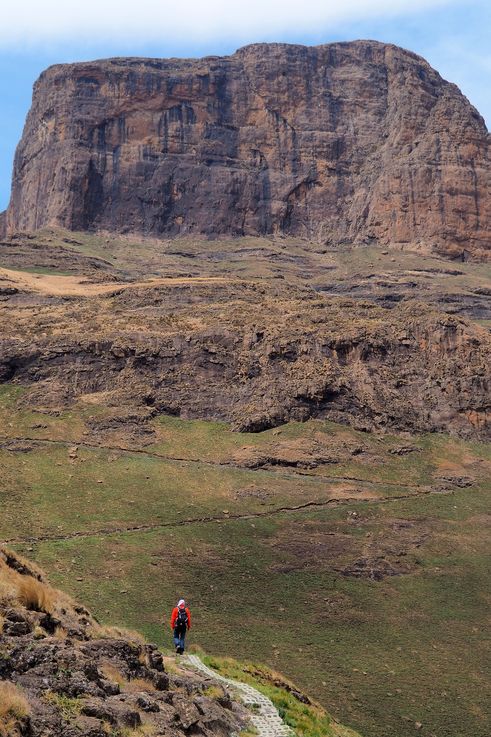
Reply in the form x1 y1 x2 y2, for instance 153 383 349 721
6 41 491 258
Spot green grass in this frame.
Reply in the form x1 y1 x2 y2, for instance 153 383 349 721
14 490 490 737
43 692 82 721
0 389 490 737
200 653 360 737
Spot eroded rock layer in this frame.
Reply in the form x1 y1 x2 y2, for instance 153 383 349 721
6 41 491 258
0 275 489 438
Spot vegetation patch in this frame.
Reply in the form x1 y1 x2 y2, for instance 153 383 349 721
0 682 30 737
43 691 82 720
201 653 360 737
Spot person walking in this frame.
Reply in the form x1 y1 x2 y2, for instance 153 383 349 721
170 598 191 654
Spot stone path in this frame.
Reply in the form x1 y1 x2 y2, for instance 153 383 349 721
184 654 294 737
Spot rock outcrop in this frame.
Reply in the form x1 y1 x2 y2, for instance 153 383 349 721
6 41 490 259
0 547 247 737
1 276 489 438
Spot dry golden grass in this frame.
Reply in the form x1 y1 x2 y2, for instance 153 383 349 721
201 685 225 700
0 546 89 631
113 725 157 737
33 625 47 639
125 678 157 693
0 562 22 607
17 576 54 613
0 546 50 611
0 266 235 298
161 657 179 674
100 663 156 693
0 682 30 737
0 547 45 581
94 624 146 645
100 662 127 687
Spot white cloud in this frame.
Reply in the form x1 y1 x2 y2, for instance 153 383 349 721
1 0 457 46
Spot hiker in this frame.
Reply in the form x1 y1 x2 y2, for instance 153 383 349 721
170 598 191 654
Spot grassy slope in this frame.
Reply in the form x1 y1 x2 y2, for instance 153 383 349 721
198 652 362 737
0 386 490 737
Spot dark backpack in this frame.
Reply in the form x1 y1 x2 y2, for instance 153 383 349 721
176 607 188 629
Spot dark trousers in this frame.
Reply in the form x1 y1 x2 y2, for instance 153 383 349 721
173 625 186 652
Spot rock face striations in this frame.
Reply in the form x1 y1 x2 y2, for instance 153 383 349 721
6 41 491 259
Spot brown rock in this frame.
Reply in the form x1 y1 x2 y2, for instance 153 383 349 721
6 41 490 260
172 694 201 729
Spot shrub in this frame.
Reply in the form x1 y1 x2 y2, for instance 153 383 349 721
201 685 225 700
43 691 82 720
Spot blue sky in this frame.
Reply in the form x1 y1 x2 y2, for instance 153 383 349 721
1 0 489 212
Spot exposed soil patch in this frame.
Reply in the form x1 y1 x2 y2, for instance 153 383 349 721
270 517 431 580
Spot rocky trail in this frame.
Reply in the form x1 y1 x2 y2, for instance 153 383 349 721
184 654 293 737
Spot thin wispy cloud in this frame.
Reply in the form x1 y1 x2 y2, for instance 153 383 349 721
2 0 457 46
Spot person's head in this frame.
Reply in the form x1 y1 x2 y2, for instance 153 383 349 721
178 598 185 609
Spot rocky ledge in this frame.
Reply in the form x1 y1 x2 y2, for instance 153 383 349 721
1 277 489 439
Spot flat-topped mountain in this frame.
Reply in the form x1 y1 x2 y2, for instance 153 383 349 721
5 41 491 259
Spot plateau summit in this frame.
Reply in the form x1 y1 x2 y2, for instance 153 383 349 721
3 41 490 260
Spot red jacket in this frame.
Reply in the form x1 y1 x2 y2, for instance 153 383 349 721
170 606 191 630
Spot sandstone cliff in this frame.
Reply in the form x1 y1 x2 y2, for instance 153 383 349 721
6 41 491 259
